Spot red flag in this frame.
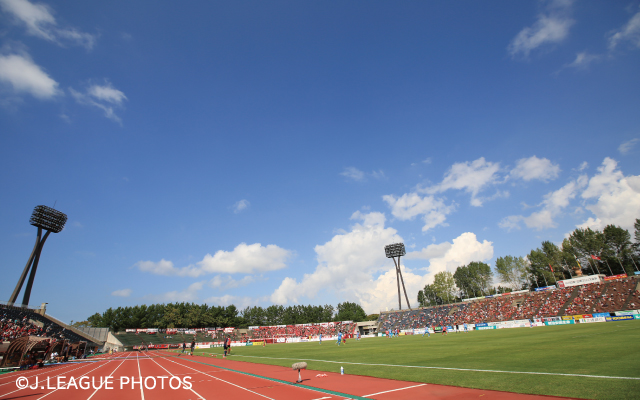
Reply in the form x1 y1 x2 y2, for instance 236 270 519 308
591 255 601 261
548 264 554 272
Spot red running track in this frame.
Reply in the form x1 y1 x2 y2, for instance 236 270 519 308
0 351 576 399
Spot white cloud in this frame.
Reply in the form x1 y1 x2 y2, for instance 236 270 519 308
233 199 250 213
111 288 132 297
578 157 640 232
0 52 59 99
340 167 365 181
340 167 385 182
428 157 501 206
565 52 601 69
269 210 492 314
508 0 574 58
608 10 640 51
501 176 587 230
146 282 204 303
408 232 494 284
0 0 96 49
577 161 588 171
619 138 639 155
70 82 127 123
270 211 402 309
209 275 256 289
383 192 454 232
510 155 560 182
135 243 291 278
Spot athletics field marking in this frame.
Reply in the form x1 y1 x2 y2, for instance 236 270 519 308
362 383 427 397
231 355 640 381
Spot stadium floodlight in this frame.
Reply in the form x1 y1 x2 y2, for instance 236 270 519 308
384 243 406 258
30 205 67 233
9 205 68 307
384 242 412 311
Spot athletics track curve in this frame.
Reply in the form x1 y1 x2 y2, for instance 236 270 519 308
0 351 576 400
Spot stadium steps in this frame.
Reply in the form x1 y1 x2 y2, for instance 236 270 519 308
531 292 551 317
38 313 102 345
587 283 609 314
557 287 580 316
620 278 640 310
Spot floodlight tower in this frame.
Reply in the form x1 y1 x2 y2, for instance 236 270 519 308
8 205 67 307
384 242 412 310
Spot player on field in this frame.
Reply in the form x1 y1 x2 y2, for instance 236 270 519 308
336 331 342 345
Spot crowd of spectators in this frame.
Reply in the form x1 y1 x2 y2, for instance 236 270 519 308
591 279 638 313
377 277 639 331
564 283 606 315
0 304 84 343
249 322 357 339
1 312 44 341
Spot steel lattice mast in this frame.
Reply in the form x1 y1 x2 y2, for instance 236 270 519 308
385 242 412 310
9 205 67 307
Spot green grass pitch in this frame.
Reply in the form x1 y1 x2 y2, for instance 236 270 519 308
188 320 640 399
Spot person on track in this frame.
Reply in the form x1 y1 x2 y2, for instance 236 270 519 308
190 339 195 356
182 341 186 354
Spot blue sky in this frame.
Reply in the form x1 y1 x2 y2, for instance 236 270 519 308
1 0 639 323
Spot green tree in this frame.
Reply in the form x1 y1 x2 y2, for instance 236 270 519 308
453 262 493 297
495 255 528 291
602 224 634 275
334 302 366 322
417 284 442 307
432 271 456 304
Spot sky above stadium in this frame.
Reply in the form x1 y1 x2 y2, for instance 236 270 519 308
1 0 640 323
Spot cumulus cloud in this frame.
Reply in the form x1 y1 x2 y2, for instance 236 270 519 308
510 155 560 182
619 138 639 155
146 282 204 303
0 0 96 49
70 81 127 123
382 192 454 232
209 275 256 289
500 176 587 231
578 157 640 232
428 157 501 206
111 288 132 297
608 9 640 51
508 0 574 58
269 210 492 313
135 243 291 278
270 211 402 309
233 199 250 213
0 52 59 99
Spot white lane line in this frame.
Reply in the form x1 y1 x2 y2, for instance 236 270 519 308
310 397 332 400
146 353 206 399
35 360 112 400
362 383 427 397
159 355 276 399
136 352 145 400
232 355 640 381
0 360 101 399
0 361 89 386
85 353 131 400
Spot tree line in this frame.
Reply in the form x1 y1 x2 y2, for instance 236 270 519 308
84 301 368 331
417 221 640 306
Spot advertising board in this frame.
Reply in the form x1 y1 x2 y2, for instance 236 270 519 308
544 320 574 326
604 274 628 281
606 315 635 322
557 275 602 288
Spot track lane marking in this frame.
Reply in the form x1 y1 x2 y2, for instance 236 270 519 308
155 353 277 399
84 352 131 400
33 360 113 400
362 383 427 397
144 351 206 399
231 355 640 381
136 352 145 400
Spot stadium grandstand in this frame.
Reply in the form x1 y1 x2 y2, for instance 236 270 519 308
377 275 640 332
